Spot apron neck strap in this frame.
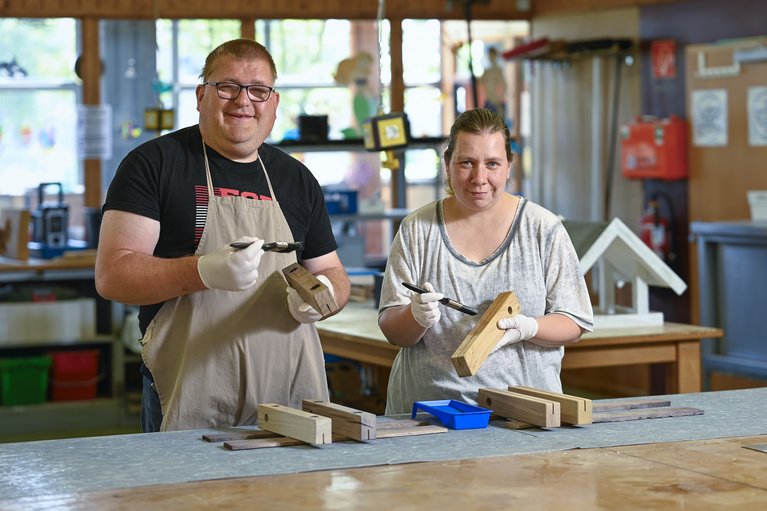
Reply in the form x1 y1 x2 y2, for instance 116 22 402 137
200 138 277 200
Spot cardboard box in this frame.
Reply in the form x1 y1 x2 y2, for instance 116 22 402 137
0 298 96 344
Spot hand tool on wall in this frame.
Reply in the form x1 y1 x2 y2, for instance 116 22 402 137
402 282 478 316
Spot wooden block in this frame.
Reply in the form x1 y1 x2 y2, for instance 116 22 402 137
0 209 31 260
478 387 561 428
592 406 704 423
257 403 332 445
507 386 592 425
451 291 521 376
302 400 376 441
282 262 338 318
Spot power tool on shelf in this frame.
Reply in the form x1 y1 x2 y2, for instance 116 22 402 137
31 182 69 249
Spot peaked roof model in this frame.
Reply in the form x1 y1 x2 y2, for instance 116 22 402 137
563 217 687 295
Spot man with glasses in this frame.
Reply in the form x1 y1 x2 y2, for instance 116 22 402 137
96 39 350 432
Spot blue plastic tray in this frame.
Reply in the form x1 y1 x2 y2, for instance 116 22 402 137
411 400 491 430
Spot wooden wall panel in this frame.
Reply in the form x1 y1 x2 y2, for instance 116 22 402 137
0 0 531 20
685 41 767 222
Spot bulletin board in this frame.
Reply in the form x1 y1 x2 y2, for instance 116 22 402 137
685 38 767 222
685 38 767 341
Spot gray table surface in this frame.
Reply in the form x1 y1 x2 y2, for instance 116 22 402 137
1 388 766 499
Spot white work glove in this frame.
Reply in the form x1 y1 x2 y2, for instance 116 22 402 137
287 274 335 323
491 314 539 354
197 237 264 291
410 282 444 329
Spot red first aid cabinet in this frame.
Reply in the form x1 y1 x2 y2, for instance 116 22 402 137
620 115 687 180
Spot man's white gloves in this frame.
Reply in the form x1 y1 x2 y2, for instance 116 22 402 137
410 282 444 329
492 314 539 354
197 237 264 291
287 274 335 324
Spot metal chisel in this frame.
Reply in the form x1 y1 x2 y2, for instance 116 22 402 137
229 240 304 252
402 282 478 316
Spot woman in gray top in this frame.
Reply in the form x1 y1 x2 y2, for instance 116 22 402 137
378 108 594 415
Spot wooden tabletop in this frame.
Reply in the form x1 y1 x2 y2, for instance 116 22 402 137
0 254 97 273
2 435 764 510
1 387 765 509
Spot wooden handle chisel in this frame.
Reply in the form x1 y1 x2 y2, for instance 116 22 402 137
229 241 304 252
402 282 478 316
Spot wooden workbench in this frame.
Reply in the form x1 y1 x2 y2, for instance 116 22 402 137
0 388 765 510
316 301 723 394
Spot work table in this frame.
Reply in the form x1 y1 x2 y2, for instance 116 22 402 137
1 388 766 509
317 301 723 393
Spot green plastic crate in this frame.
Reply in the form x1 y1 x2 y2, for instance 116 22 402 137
0 356 52 406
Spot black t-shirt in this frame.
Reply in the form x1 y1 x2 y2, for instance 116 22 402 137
103 125 337 332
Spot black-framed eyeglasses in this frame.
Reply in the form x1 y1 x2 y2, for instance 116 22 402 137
202 81 275 102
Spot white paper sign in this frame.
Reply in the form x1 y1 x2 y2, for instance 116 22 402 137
691 89 727 147
77 104 113 160
748 86 767 146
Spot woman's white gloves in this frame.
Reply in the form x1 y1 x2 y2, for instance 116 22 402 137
492 314 539 353
197 237 264 291
287 274 335 324
410 282 444 329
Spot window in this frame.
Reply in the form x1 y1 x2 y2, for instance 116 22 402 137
257 19 355 141
156 19 241 130
0 19 79 197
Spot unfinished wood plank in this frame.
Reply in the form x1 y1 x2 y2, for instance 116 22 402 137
478 388 560 428
451 291 521 377
592 398 672 413
507 386 592 425
375 425 448 438
225 436 304 450
491 418 536 430
592 406 704 423
257 403 332 445
376 418 431 429
282 262 338 318
203 429 277 443
224 424 447 450
302 400 376 441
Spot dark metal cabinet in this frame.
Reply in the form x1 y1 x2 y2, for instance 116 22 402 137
691 221 767 385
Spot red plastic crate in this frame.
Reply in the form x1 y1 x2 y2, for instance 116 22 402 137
50 350 100 401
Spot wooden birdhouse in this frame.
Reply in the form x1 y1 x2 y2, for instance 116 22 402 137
563 217 686 329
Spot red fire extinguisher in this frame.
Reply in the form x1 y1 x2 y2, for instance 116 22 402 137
639 199 671 260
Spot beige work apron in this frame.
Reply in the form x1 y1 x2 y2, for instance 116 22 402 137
141 142 329 431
